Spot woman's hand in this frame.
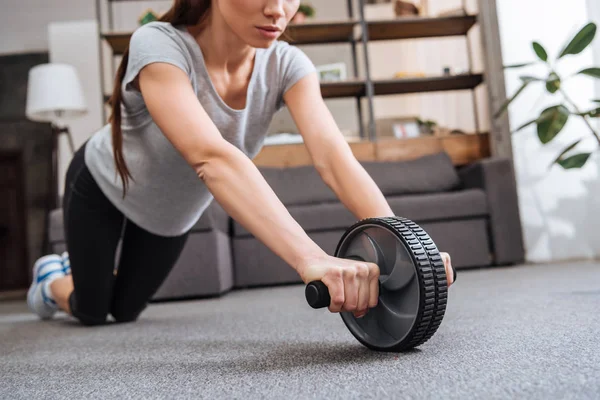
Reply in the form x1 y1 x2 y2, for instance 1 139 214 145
441 252 455 287
297 251 455 318
297 255 380 318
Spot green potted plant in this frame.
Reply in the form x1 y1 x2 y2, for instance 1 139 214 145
495 22 600 169
138 9 159 26
292 3 316 24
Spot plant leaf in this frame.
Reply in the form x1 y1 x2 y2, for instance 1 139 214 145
520 75 544 83
578 67 600 78
550 139 582 168
559 22 597 58
557 153 592 169
537 105 570 143
533 42 548 61
494 81 534 119
513 110 554 133
504 62 536 69
545 72 561 93
594 99 600 103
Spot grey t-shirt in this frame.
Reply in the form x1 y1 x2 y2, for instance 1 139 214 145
85 21 316 237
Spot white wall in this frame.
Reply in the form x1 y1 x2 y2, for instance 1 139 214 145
0 0 95 55
497 0 600 262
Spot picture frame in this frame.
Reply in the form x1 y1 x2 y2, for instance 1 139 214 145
375 117 421 139
316 63 347 82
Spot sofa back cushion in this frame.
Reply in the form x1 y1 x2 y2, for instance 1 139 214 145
259 152 461 206
361 152 461 197
259 166 338 206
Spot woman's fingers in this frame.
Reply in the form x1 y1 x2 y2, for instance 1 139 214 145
441 252 454 286
368 262 380 309
341 268 359 314
322 270 345 313
352 263 370 318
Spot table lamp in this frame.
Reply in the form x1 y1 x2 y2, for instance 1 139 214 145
26 63 88 208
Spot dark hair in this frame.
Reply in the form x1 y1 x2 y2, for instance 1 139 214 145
108 0 211 197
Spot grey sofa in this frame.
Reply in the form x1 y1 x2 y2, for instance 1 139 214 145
48 152 525 300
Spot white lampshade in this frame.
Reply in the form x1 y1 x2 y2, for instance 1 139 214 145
26 63 88 123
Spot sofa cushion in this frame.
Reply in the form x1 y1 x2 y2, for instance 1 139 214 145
361 152 461 196
232 188 489 237
49 209 64 243
259 166 338 206
258 152 461 207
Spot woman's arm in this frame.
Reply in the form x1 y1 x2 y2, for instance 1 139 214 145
138 63 327 272
283 73 394 220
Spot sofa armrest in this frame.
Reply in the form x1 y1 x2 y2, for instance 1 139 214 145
458 158 525 265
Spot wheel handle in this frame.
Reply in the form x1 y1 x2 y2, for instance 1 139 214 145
305 281 331 309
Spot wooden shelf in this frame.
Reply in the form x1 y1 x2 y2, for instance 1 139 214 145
253 133 491 168
375 133 490 166
373 74 483 96
367 15 477 41
283 20 358 45
320 79 366 98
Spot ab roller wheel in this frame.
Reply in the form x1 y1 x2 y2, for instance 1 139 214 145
305 217 450 352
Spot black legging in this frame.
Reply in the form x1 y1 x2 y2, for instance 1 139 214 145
63 142 189 325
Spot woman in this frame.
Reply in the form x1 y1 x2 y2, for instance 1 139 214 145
28 0 455 325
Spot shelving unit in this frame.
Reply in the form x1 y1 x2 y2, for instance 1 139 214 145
366 15 477 40
95 0 508 163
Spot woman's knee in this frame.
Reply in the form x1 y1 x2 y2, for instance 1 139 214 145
69 293 110 326
110 304 147 324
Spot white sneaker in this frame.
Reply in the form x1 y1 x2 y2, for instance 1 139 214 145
27 254 65 320
61 251 71 275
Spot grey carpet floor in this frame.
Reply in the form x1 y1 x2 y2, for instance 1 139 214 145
1 261 599 400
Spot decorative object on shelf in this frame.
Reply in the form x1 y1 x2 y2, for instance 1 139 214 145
416 118 437 135
394 1 420 17
26 62 87 209
443 66 452 76
393 71 426 78
139 9 159 26
291 3 315 24
437 7 468 17
316 63 347 82
495 22 600 170
376 117 421 139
